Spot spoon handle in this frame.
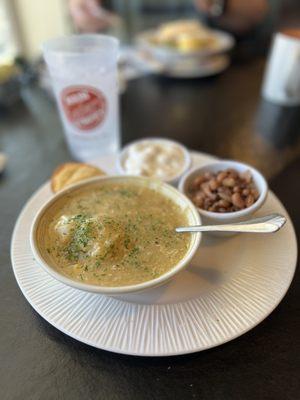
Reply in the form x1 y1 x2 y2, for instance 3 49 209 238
176 213 286 234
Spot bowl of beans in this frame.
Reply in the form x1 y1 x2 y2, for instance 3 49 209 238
178 160 268 234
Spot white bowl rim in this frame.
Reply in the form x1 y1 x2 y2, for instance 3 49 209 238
30 175 201 294
116 137 192 184
178 160 268 220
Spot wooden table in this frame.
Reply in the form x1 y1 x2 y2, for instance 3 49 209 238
0 59 299 399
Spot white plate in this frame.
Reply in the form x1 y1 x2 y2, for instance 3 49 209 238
11 152 297 356
162 55 230 78
127 49 230 79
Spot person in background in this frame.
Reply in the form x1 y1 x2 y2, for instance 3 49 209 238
68 0 283 57
68 0 116 33
195 1 269 34
197 0 281 57
69 0 276 34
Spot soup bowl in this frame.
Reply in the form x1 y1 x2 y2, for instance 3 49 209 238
30 175 202 295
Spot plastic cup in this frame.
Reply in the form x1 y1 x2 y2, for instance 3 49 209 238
43 34 120 161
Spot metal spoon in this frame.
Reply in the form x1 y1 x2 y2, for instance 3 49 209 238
176 213 286 234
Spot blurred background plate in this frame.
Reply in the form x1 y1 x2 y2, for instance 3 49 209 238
159 55 230 78
121 48 230 79
136 28 235 63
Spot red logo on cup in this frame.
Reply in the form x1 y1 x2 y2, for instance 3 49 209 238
61 85 107 131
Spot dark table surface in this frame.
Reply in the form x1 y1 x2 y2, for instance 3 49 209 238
1 58 299 400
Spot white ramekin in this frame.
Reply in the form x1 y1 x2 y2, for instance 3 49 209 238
30 175 201 295
116 137 192 186
178 160 268 235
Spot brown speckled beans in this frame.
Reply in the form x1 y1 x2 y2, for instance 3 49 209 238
188 169 259 213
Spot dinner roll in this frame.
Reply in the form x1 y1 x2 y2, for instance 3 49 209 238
51 162 106 193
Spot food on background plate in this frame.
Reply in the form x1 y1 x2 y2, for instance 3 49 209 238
152 19 218 52
43 181 191 286
176 33 217 53
51 162 106 193
188 168 259 213
120 139 188 181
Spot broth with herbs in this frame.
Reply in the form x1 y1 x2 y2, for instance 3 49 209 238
43 182 191 286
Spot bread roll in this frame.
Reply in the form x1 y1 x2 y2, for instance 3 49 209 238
51 162 106 193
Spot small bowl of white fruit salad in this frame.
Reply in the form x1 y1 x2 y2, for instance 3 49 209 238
116 138 191 185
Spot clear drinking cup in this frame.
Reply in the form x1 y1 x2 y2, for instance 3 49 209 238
43 34 120 161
